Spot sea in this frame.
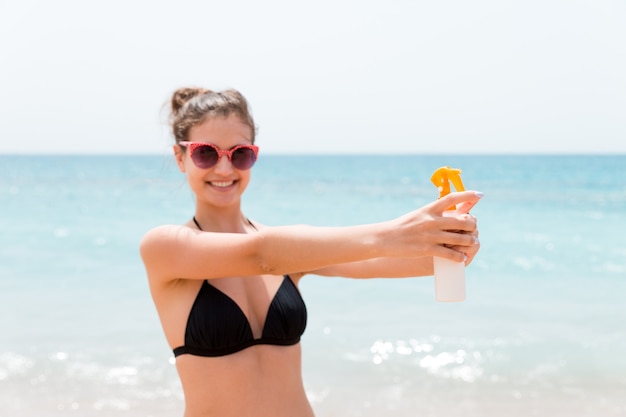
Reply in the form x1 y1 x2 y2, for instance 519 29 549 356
1 154 625 417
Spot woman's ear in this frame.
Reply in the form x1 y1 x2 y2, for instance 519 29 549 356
173 144 186 173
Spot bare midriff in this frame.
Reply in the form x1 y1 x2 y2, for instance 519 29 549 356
175 343 315 417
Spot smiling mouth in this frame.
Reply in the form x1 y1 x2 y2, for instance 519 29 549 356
209 180 236 188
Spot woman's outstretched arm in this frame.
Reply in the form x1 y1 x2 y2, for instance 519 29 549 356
140 191 482 285
299 212 480 279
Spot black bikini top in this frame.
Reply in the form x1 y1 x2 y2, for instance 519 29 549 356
173 275 308 357
173 216 307 357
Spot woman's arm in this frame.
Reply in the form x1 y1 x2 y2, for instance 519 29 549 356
300 257 435 279
139 191 482 285
299 227 479 279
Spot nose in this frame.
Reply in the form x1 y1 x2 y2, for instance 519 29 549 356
213 154 235 175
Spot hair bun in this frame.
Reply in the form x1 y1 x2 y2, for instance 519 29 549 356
171 87 212 113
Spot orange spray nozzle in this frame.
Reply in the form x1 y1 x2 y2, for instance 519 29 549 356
431 166 465 210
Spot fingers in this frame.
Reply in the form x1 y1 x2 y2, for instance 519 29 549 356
464 237 480 265
435 213 481 263
439 230 478 248
436 232 480 263
456 199 478 215
432 245 467 263
432 192 481 233
432 190 483 214
392 191 482 261
439 213 478 233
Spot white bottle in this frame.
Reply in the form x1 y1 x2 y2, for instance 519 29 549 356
434 210 466 302
434 256 465 302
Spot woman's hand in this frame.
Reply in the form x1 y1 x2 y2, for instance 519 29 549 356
387 191 483 262
451 213 480 266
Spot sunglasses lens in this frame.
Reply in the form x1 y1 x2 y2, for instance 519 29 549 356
231 147 257 170
192 145 219 169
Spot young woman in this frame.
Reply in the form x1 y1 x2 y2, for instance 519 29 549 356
139 87 482 417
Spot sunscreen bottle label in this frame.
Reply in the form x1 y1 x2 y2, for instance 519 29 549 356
434 256 466 302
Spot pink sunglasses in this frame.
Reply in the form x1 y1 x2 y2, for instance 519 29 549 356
178 142 259 170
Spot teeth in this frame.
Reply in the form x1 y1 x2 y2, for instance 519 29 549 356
210 181 234 188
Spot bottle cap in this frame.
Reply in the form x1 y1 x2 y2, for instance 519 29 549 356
430 166 465 210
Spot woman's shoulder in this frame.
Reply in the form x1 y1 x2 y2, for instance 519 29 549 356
141 223 191 242
139 224 200 285
139 224 193 258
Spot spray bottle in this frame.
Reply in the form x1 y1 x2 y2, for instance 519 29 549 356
430 166 468 302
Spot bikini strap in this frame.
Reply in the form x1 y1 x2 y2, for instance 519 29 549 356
246 218 258 231
192 216 257 232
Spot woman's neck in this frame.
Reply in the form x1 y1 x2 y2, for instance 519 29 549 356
193 205 250 233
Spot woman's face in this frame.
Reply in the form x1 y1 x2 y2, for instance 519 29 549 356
175 114 255 209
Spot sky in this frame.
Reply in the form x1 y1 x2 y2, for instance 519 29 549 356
1 0 625 155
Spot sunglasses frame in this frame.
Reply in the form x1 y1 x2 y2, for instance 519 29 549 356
178 141 259 170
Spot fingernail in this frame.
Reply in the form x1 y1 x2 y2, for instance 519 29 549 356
464 255 468 262
474 237 480 245
475 192 484 198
